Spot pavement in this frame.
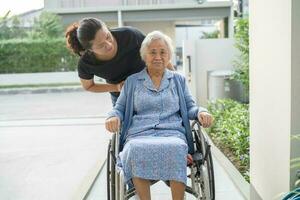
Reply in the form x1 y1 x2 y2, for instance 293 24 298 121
0 72 80 86
86 154 246 200
0 72 103 95
0 118 110 200
0 90 113 200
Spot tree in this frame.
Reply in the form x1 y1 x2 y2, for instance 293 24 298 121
31 11 63 39
10 16 27 39
0 11 28 39
0 11 12 40
0 11 10 23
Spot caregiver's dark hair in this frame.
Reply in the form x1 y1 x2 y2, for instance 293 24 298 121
65 18 105 56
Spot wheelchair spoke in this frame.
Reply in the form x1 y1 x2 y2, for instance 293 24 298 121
191 120 215 200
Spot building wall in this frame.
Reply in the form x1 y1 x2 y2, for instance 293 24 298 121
106 22 119 29
125 21 175 40
44 0 198 9
175 25 218 47
125 21 176 61
291 0 300 189
250 0 293 199
183 39 237 105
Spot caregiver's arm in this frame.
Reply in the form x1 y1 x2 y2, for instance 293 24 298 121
80 78 124 93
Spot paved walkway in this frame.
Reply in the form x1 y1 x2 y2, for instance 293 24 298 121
86 153 246 200
0 72 106 95
0 72 81 85
0 91 113 200
0 118 110 200
0 72 86 95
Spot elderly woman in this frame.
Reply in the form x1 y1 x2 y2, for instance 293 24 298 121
105 31 213 200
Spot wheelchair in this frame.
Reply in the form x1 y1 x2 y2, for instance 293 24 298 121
106 120 215 200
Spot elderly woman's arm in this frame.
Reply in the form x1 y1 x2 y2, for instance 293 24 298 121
105 81 128 132
182 77 213 128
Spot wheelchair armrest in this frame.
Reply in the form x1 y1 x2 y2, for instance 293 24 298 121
191 119 202 128
114 131 120 157
109 132 121 165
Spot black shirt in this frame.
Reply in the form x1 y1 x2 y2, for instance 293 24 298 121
77 27 146 96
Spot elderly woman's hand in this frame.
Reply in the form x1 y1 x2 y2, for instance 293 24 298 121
105 117 121 133
197 112 213 128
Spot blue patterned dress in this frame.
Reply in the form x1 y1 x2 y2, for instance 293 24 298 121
117 69 189 185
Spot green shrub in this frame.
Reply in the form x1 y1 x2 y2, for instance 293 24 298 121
0 38 78 73
201 30 220 39
207 98 249 181
232 18 249 95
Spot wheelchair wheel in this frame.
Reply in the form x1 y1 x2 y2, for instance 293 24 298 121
192 121 215 200
107 134 116 200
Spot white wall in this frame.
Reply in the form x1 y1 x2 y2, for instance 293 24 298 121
250 0 292 199
182 39 197 98
126 21 176 64
44 0 57 9
183 39 237 105
291 0 300 189
125 21 175 41
175 26 218 47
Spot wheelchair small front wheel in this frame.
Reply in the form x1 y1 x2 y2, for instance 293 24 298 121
199 164 210 199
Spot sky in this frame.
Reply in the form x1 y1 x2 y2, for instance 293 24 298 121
0 0 44 17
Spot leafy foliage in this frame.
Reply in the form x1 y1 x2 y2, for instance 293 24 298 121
0 39 77 73
0 11 76 73
232 18 249 94
0 11 12 40
10 16 27 38
30 11 63 39
201 30 220 39
0 12 27 40
207 98 249 181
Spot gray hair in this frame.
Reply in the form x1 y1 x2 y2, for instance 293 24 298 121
140 31 174 62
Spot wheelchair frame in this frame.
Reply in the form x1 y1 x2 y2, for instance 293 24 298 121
107 120 215 200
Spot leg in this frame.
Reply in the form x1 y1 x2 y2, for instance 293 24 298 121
170 180 185 200
132 177 151 200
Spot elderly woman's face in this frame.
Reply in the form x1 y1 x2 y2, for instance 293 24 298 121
145 39 170 70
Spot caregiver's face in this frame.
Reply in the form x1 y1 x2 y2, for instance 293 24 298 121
91 27 117 60
145 39 170 71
